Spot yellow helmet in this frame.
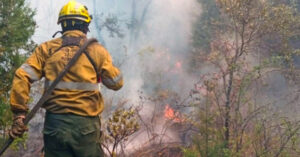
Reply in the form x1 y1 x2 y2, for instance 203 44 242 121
57 1 92 24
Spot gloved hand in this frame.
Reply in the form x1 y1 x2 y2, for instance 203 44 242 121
9 114 28 139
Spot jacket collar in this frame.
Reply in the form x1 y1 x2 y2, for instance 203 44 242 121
62 30 87 38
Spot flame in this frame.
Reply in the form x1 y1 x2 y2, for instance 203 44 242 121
175 61 182 69
169 61 183 73
164 104 182 123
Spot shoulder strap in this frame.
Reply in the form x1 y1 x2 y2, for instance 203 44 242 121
84 51 101 81
52 36 100 81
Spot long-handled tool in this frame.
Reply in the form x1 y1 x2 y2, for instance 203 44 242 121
0 38 97 156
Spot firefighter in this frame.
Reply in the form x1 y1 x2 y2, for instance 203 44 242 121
9 1 123 156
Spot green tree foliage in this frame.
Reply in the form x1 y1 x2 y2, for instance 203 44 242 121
192 0 221 52
190 0 222 70
0 0 36 144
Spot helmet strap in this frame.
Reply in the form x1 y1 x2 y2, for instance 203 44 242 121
52 31 63 38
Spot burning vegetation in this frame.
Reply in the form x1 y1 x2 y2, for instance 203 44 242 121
1 0 300 157
164 104 184 123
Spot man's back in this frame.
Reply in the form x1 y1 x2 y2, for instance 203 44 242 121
8 2 123 156
10 30 123 117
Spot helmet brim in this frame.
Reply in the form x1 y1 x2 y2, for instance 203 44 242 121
57 15 91 24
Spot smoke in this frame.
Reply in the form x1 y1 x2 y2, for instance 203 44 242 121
28 0 200 101
118 0 200 102
22 0 201 155
27 0 201 100
3 1 296 156
95 0 202 152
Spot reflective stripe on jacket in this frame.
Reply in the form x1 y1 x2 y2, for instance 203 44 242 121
10 30 123 116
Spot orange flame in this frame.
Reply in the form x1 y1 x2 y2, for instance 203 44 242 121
164 104 182 123
175 61 182 69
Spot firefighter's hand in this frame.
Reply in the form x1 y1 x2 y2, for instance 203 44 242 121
9 114 28 139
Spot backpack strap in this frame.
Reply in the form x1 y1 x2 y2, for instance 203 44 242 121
84 51 101 82
52 36 100 82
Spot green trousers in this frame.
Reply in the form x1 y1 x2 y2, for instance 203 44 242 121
43 112 104 157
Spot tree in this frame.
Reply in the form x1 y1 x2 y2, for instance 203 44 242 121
0 0 36 145
186 0 300 156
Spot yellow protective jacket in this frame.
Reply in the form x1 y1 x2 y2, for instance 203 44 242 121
10 30 123 116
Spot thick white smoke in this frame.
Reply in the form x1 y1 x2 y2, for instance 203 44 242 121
22 0 201 155
26 0 201 106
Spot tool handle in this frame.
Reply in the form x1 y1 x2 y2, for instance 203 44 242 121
0 139 13 156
